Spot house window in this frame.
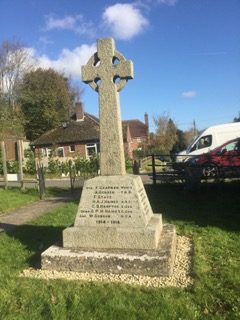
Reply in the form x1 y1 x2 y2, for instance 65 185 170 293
86 143 98 159
57 147 64 157
42 148 52 157
69 145 75 152
41 148 47 157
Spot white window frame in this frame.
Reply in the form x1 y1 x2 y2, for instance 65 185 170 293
57 147 65 158
45 148 52 157
85 143 98 159
69 145 76 153
41 148 47 157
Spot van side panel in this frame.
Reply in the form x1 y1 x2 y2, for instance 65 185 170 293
187 123 240 157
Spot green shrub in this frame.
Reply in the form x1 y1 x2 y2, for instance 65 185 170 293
6 160 18 173
89 153 99 175
61 161 69 175
73 154 99 177
125 157 133 173
24 150 36 175
47 158 61 176
74 155 86 174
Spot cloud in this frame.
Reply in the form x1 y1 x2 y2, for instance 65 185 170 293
157 0 178 5
44 14 95 37
38 36 54 50
182 91 197 98
30 44 96 79
102 3 149 40
45 15 77 30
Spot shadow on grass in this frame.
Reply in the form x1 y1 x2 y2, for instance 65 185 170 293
4 223 65 268
1 187 81 269
2 181 239 270
145 180 240 233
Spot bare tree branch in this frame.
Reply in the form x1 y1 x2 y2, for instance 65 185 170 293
0 40 36 109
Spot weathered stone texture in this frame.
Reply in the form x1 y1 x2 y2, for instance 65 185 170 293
63 175 163 250
43 225 176 277
41 38 176 277
82 38 133 176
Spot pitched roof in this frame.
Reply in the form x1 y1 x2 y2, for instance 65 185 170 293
32 113 100 147
1 131 26 141
32 114 146 147
122 120 148 138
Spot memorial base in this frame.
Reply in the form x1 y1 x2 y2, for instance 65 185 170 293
63 175 164 250
42 224 176 277
41 174 176 276
63 214 162 250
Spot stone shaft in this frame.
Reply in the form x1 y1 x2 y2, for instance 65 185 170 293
99 79 125 175
42 37 176 277
81 38 133 175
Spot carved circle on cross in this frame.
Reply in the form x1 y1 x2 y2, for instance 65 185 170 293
84 50 128 93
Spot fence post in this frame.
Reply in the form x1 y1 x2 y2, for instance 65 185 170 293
132 160 139 175
17 140 24 189
37 164 45 199
1 141 8 189
151 154 156 185
69 160 74 193
96 157 100 176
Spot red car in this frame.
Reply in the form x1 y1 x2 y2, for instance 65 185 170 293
186 138 240 179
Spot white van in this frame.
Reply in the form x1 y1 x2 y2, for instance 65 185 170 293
177 122 240 161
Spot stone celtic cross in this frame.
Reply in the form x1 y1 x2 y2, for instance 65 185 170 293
82 38 134 176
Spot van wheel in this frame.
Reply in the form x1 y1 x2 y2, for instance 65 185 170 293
202 163 219 178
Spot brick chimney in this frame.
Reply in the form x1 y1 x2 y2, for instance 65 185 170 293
75 102 84 121
144 112 149 142
144 112 149 130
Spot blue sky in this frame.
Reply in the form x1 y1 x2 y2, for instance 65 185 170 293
1 0 239 132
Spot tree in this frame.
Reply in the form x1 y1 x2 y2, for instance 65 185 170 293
0 100 25 188
0 40 35 109
19 68 76 140
0 100 24 140
153 115 178 154
233 112 240 122
184 127 199 147
172 129 187 153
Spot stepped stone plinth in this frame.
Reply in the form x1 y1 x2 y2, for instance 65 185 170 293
41 38 176 277
63 175 162 250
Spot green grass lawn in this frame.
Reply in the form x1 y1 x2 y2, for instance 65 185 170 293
0 182 239 319
0 187 68 215
0 188 39 214
140 157 165 173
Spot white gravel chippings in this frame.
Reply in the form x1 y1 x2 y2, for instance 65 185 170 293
20 236 194 288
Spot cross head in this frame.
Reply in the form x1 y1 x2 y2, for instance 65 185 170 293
81 38 134 176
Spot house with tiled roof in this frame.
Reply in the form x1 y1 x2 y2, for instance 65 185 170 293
32 103 99 165
32 103 149 164
122 113 149 157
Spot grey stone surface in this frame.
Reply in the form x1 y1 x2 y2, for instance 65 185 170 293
41 38 176 276
42 224 176 277
63 175 163 249
82 38 133 176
